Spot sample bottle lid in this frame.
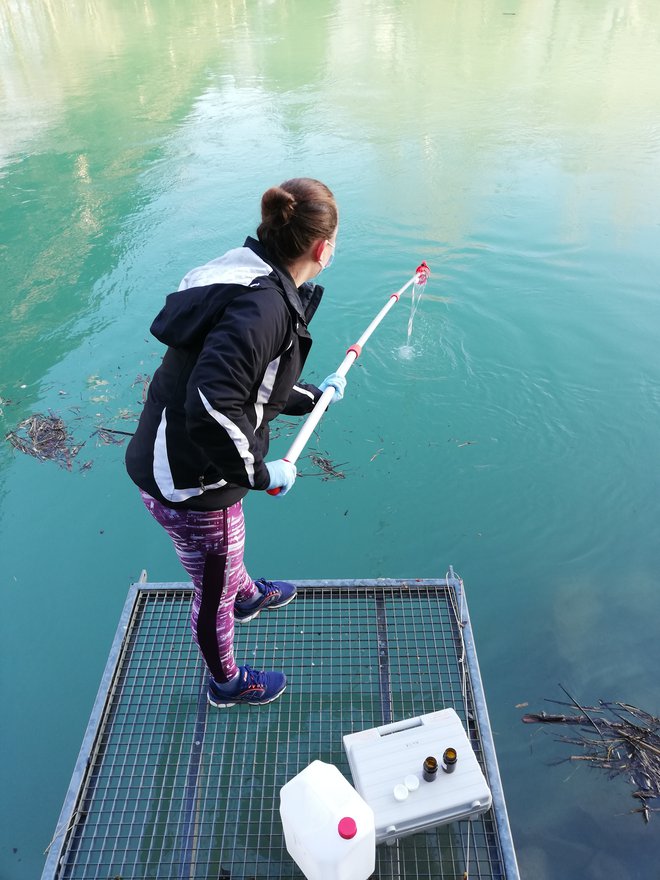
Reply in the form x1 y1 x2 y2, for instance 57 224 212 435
404 774 420 791
393 784 409 801
338 817 357 839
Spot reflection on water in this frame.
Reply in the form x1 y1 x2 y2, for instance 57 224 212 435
6 0 657 363
2 2 660 879
1 0 241 389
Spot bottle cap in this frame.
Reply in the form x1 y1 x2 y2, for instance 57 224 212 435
338 817 357 839
393 784 409 801
404 774 420 791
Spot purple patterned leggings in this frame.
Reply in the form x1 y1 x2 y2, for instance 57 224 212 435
140 491 258 682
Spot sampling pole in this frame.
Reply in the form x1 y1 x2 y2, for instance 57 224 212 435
268 261 430 495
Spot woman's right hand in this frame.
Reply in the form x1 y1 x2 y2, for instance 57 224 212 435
318 372 347 404
265 459 297 496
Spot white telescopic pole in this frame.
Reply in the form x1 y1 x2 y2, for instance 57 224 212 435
268 263 429 493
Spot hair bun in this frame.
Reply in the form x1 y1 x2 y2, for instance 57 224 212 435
257 178 337 266
261 186 296 228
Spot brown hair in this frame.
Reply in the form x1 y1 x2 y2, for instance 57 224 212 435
257 178 337 266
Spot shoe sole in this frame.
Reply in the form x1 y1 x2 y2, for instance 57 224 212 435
234 592 297 624
207 684 287 709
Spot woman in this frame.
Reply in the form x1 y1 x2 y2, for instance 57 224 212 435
126 178 344 708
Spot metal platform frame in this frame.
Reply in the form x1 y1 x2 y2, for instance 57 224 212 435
42 573 519 879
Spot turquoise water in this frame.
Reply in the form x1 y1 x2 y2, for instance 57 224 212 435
2 1 660 876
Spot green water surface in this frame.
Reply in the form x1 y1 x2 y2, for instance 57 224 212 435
2 1 660 877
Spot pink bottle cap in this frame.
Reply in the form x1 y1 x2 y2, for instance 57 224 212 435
338 817 357 839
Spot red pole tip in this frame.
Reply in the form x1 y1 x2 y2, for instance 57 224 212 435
415 261 430 282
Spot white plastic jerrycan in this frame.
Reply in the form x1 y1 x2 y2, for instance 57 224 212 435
279 760 376 880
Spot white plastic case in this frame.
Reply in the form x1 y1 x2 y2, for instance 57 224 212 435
343 709 492 843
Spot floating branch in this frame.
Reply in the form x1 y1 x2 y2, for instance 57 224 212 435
93 427 130 446
131 373 151 403
309 454 347 481
269 418 300 442
523 694 660 823
5 413 83 470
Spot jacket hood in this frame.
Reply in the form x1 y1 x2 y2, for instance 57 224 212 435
150 238 324 349
150 283 237 349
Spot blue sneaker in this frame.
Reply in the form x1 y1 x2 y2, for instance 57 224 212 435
207 665 287 708
234 579 297 623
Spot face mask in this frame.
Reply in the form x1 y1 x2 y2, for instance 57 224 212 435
304 239 336 284
322 239 336 270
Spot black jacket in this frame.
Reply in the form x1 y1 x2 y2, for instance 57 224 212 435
125 237 324 509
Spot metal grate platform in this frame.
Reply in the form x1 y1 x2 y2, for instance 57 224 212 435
43 576 519 880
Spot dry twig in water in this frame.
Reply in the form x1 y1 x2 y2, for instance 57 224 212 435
93 427 130 446
131 374 151 403
309 454 347 481
5 413 83 470
523 696 660 822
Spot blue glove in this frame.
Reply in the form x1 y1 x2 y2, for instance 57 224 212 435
265 459 297 496
318 372 346 404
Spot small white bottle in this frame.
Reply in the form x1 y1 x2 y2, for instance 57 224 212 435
279 760 376 880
